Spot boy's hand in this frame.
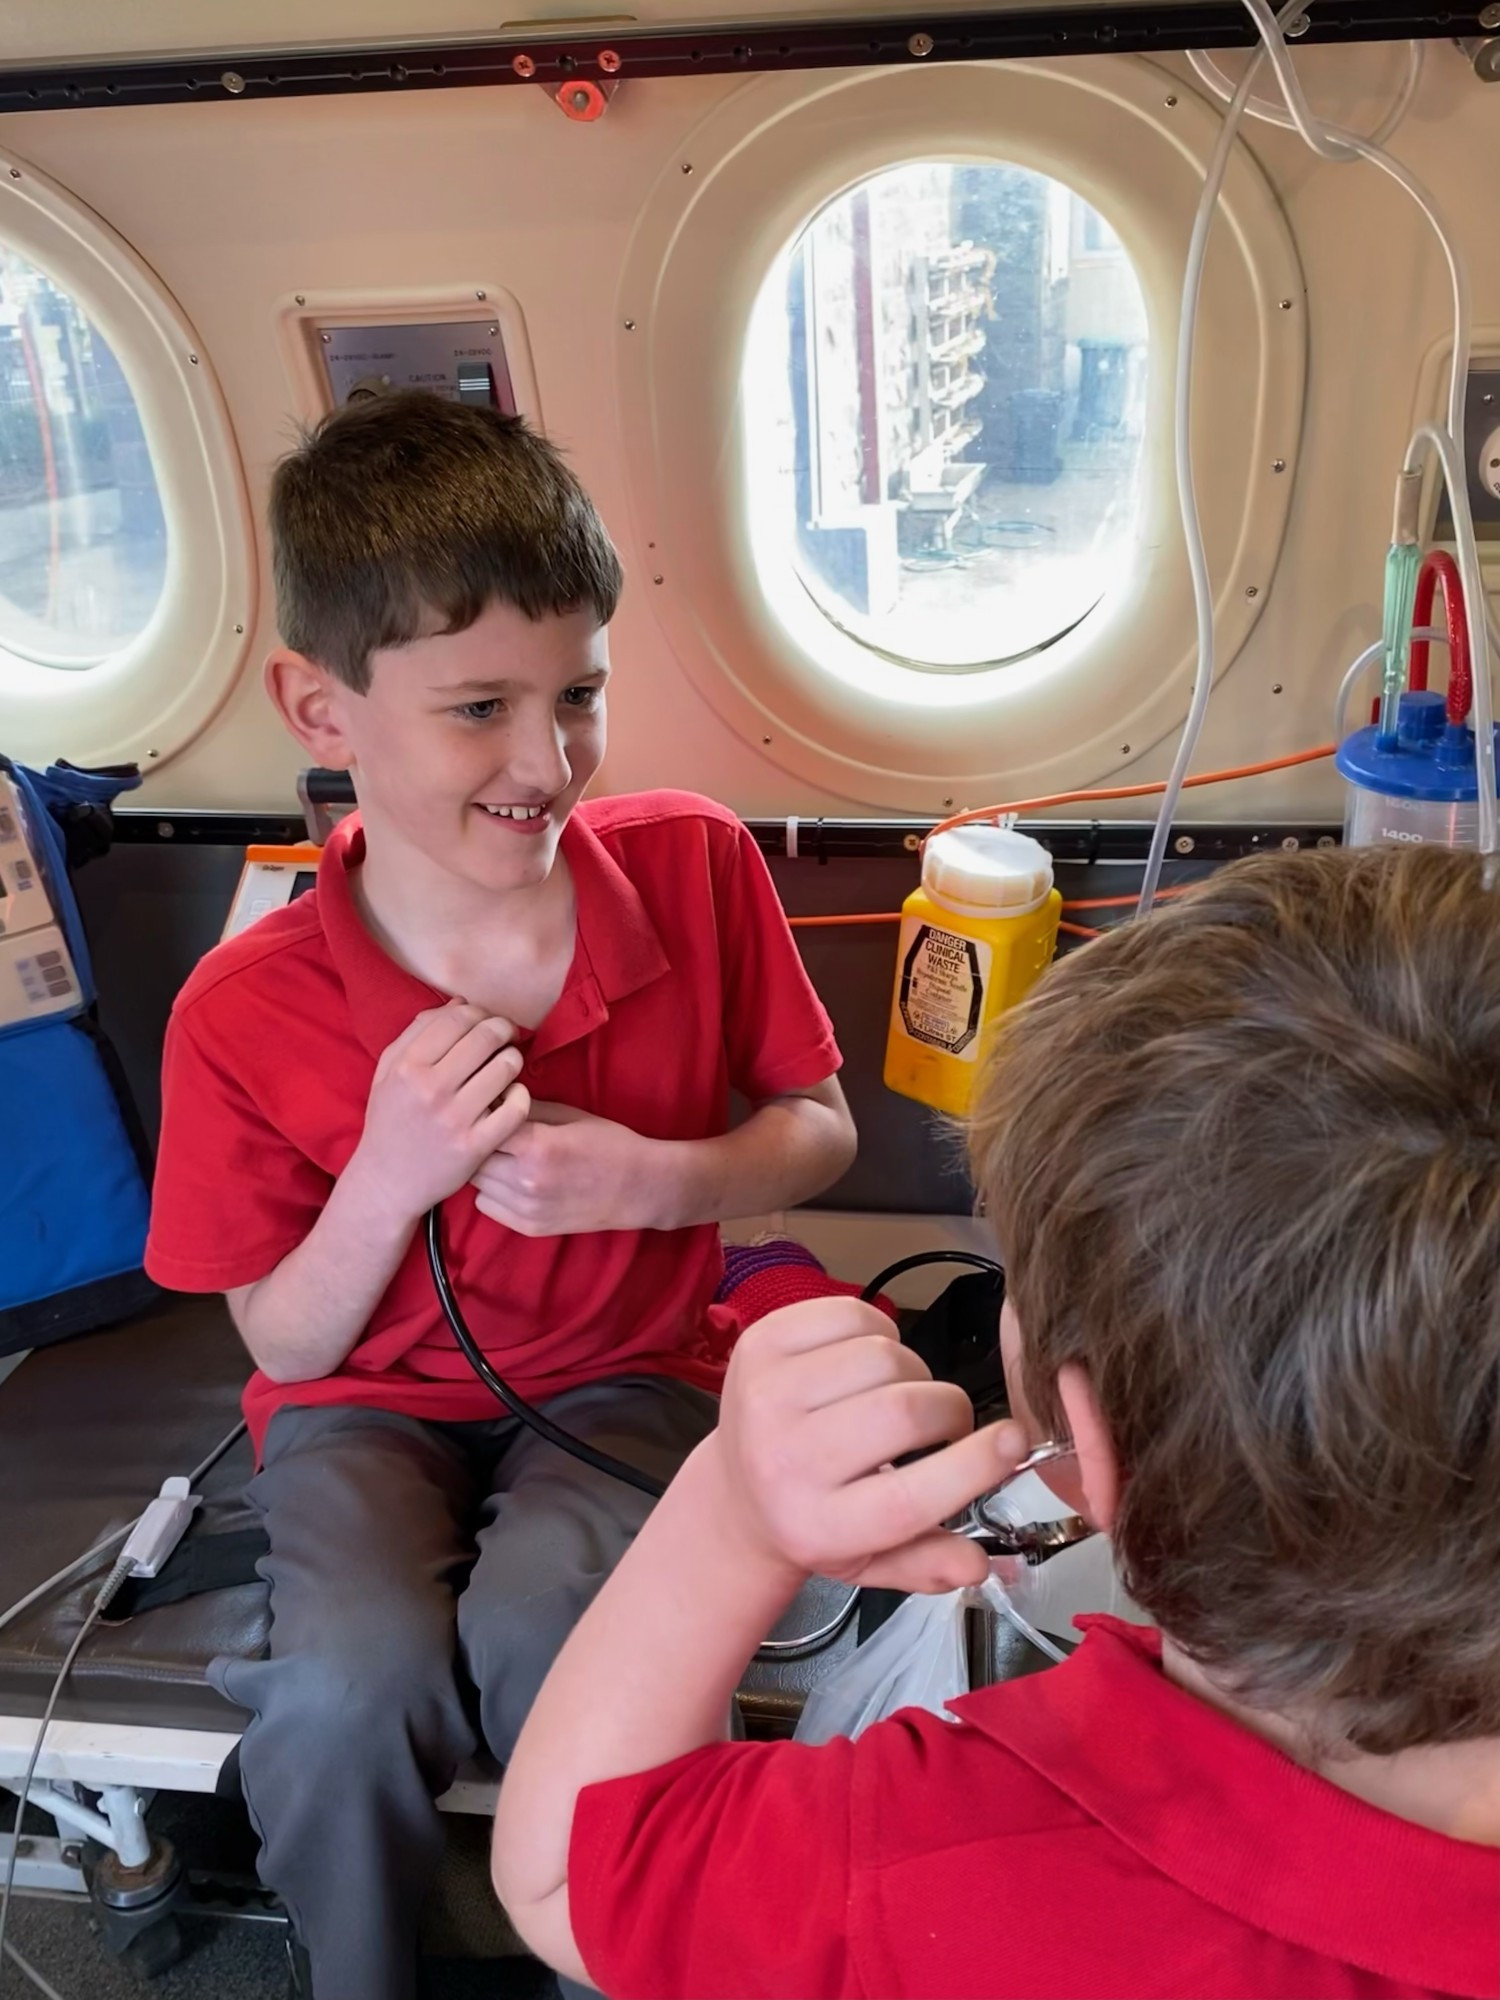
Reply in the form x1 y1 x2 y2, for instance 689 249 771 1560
471 1102 674 1237
712 1299 1032 1596
354 1000 531 1223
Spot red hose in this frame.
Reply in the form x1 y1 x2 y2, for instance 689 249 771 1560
1411 551 1472 725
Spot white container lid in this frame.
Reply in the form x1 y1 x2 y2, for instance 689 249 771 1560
922 825 1054 919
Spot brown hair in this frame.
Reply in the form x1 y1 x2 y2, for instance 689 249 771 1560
971 843 1500 1754
268 391 623 691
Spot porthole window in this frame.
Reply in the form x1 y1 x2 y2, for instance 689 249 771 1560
0 150 254 775
743 162 1149 675
0 248 168 670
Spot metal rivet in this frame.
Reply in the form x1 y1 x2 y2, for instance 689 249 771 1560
475 290 486 301
7 168 20 180
321 331 332 344
234 623 244 635
489 324 499 336
294 293 306 306
908 31 935 55
1165 94 1178 106
1272 682 1283 693
652 573 664 584
1174 835 1195 855
157 821 175 839
1278 298 1294 311
1285 12 1310 34
1281 835 1301 850
681 162 694 175
1121 745 1131 755
512 54 536 78
598 48 622 73
1245 585 1259 599
188 353 199 365
942 796 954 808
221 70 246 94
762 735 772 745
623 318 636 331
1273 458 1287 473
147 749 160 759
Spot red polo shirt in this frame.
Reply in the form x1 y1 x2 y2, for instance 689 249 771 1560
144 791 840 1456
569 1616 1500 2000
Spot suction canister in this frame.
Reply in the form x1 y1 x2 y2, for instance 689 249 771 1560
1336 689 1500 849
883 825 1061 1118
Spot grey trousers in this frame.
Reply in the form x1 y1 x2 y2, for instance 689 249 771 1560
210 1375 720 2000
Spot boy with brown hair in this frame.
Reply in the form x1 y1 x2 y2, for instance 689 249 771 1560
143 391 857 2000
494 841 1500 2000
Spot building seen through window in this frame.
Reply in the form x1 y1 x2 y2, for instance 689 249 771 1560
0 249 168 669
744 162 1150 674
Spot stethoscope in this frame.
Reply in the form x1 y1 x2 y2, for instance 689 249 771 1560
426 1215 1095 1659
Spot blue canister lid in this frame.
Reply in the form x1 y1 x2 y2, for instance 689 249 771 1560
1337 692 1500 803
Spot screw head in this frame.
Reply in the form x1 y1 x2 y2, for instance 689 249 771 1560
908 31 935 56
512 53 536 78
1285 12 1310 34
681 162 694 175
188 352 199 365
1165 94 1178 106
1120 744 1131 756
157 820 175 839
598 47 622 73
1245 585 1259 599
1273 458 1287 473
1279 298 1294 311
1481 2 1500 27
652 573 664 585
321 331 332 344
1316 834 1337 849
761 735 772 746
1281 835 1301 850
942 796 955 808
1272 682 1283 693
1174 834 1196 855
623 318 636 331
234 623 244 635
7 168 20 180
221 69 246 94
903 832 921 853
294 293 306 306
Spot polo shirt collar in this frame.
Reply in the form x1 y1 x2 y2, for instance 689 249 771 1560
316 809 670 1061
951 1616 1499 1998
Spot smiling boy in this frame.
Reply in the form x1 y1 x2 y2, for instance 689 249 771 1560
142 392 856 2000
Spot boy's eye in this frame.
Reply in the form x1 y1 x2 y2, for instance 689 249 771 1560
561 685 603 710
453 699 503 723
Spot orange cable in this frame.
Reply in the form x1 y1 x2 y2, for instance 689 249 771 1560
1059 921 1102 940
925 743 1336 843
787 912 903 928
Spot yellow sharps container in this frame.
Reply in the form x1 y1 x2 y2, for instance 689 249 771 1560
883 825 1062 1117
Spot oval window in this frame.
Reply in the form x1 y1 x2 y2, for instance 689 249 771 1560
0 246 168 670
743 161 1149 674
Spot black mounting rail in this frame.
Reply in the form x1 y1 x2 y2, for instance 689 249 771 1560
0 2 1481 115
108 804 1341 863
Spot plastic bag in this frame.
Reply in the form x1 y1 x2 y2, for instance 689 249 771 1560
795 1585 970 1745
793 1576 1068 1745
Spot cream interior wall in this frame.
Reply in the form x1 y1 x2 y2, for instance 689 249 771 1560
0 12 1494 818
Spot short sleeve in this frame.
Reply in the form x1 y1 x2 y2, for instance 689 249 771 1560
144 1005 333 1292
714 823 841 1102
569 1737 862 2000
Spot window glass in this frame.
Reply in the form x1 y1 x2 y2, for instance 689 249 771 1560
0 248 168 668
744 162 1149 675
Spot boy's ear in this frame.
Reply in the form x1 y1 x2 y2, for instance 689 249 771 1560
1056 1364 1121 1533
264 647 357 770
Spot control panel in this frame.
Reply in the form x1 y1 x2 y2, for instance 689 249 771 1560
319 320 517 413
222 844 324 942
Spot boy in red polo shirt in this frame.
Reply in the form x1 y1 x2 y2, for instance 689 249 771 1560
494 843 1500 2000
143 392 857 2000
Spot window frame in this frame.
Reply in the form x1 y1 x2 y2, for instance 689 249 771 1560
0 146 255 772
616 57 1305 810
